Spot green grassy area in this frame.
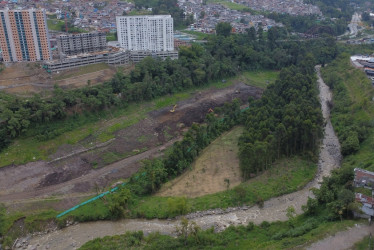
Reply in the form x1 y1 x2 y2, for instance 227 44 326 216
52 63 111 81
66 155 316 221
181 29 213 40
0 69 264 168
352 235 374 250
128 10 152 16
47 19 64 31
207 0 249 11
106 33 117 42
79 217 359 249
1 209 60 248
240 70 279 89
355 187 372 196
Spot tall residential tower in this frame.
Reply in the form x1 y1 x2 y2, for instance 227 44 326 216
0 8 52 62
116 15 174 52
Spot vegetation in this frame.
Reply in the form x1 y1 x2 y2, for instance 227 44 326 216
352 235 374 250
206 0 250 11
47 19 86 33
239 55 323 179
133 0 193 28
0 208 61 248
321 54 374 157
106 32 117 42
239 70 279 89
80 217 359 249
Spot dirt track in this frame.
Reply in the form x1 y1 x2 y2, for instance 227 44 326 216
0 82 262 211
23 66 344 250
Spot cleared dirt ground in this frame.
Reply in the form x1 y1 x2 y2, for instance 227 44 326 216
157 126 244 198
0 82 262 211
0 62 119 94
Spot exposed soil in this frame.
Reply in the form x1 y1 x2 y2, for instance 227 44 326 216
0 62 118 94
157 126 244 198
0 82 262 210
25 66 343 250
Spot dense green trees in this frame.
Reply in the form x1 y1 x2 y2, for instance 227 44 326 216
215 22 232 37
238 55 323 178
134 0 193 28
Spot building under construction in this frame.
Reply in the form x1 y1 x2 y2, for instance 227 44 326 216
57 32 107 57
43 48 178 72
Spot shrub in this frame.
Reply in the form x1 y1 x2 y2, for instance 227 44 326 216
167 197 190 217
260 221 270 229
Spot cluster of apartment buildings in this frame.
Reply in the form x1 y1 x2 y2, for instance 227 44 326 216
236 0 322 16
0 8 178 71
354 168 374 218
179 0 282 33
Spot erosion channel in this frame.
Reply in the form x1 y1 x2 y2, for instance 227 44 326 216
27 66 341 250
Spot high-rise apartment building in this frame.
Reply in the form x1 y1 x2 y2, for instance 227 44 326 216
0 8 51 62
116 15 174 52
57 32 107 57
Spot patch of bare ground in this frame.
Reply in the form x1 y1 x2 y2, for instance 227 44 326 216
157 126 244 198
0 62 129 95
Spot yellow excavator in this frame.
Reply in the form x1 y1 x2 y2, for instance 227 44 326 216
170 104 177 113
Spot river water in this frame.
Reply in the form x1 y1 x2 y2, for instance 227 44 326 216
26 66 342 250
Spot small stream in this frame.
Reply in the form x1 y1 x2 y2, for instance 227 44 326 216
26 66 342 250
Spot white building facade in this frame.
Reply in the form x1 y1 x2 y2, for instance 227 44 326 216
116 15 174 52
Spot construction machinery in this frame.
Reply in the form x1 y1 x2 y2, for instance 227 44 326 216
170 104 177 113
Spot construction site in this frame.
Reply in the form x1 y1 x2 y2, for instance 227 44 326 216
0 82 262 212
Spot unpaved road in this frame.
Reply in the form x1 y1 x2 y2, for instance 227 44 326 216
24 66 343 249
308 224 374 250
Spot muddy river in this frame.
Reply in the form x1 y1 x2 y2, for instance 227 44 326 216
25 66 341 250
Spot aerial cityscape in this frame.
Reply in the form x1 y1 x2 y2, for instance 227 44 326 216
0 0 374 249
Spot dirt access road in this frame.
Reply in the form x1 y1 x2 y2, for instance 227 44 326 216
0 82 262 211
25 67 344 249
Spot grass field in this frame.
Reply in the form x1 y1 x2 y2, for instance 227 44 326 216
52 63 111 81
207 0 249 11
351 235 373 250
47 19 64 31
180 30 213 40
240 70 279 89
106 33 117 42
157 126 244 197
